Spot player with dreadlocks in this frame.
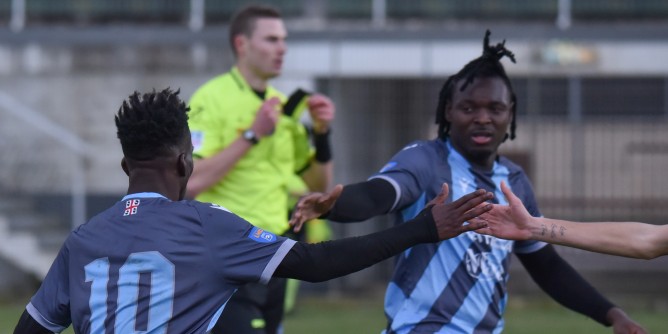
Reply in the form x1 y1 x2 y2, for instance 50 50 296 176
14 88 496 334
289 31 646 333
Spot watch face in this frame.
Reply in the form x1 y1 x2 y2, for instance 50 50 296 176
243 130 258 144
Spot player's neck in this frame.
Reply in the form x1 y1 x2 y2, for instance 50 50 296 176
126 170 180 201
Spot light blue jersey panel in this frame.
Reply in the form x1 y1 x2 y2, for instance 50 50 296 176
372 139 545 334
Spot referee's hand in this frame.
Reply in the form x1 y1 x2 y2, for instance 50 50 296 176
251 97 281 138
289 184 343 233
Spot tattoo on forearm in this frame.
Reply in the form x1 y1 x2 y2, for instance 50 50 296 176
559 226 566 236
551 224 557 238
540 224 547 236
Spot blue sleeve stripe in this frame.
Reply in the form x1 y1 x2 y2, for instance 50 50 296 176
26 302 68 333
368 175 402 212
259 239 297 284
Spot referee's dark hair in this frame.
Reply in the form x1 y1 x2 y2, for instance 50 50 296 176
115 88 190 161
435 30 518 141
229 4 282 57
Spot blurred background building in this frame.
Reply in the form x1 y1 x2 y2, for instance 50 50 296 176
1 0 667 305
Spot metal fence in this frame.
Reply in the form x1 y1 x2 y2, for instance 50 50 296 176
2 0 668 28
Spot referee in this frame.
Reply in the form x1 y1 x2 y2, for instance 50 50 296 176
186 4 335 334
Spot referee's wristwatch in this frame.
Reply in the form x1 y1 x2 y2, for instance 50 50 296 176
242 129 259 145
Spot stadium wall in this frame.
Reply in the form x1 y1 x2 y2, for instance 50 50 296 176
1 27 668 299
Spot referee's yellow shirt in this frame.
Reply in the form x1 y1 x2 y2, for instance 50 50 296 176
188 67 311 234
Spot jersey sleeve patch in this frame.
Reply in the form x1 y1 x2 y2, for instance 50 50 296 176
248 226 277 243
191 131 204 153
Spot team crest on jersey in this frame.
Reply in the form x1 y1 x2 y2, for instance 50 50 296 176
124 199 140 216
191 131 204 152
379 161 397 173
463 233 512 282
249 226 277 243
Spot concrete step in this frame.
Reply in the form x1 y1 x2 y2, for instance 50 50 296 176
0 217 57 279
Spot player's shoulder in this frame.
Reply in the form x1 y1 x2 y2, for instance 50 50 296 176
397 139 444 161
497 155 528 176
399 139 440 153
187 201 258 237
378 139 441 173
186 200 237 219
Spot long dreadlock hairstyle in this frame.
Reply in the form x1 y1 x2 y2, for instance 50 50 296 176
435 30 518 141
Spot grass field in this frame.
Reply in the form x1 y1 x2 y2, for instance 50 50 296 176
2 296 665 333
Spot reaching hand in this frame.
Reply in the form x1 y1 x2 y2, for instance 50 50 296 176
427 183 494 240
607 308 647 334
473 181 534 241
289 184 343 233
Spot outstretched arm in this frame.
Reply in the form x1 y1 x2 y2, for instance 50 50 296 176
476 181 668 260
277 185 493 282
14 310 52 334
289 178 397 232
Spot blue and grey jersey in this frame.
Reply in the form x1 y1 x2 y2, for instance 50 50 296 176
373 139 546 334
27 193 295 334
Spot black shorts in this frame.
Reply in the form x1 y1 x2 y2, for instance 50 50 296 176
211 277 287 334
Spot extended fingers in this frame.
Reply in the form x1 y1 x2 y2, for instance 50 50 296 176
427 183 449 207
290 215 307 233
288 209 302 229
320 184 343 207
460 202 493 222
451 189 493 213
461 218 488 233
500 181 521 206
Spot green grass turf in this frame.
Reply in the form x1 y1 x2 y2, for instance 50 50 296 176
283 296 666 334
1 296 665 333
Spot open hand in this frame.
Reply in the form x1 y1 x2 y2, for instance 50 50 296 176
428 183 493 240
608 308 647 334
289 184 343 233
473 181 534 241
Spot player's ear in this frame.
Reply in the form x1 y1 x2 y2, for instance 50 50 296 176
121 158 130 176
444 102 453 122
177 153 188 177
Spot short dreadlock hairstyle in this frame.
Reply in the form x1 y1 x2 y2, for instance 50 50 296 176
115 88 190 161
436 30 517 141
